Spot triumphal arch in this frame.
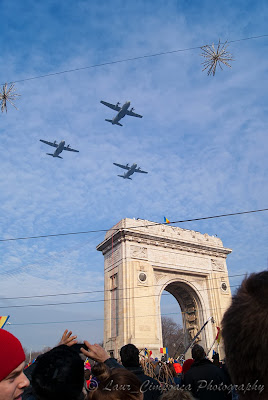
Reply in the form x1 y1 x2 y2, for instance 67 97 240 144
96 218 232 358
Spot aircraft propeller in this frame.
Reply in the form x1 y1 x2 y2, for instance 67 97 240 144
116 102 121 107
130 107 135 112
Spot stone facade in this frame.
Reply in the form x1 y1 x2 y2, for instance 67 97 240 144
96 218 232 359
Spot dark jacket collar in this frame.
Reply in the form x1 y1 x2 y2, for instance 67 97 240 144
125 365 144 374
191 358 213 367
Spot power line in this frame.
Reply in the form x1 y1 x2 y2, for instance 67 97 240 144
0 273 245 300
228 34 268 44
7 305 235 326
0 208 267 243
3 34 268 86
3 312 194 326
0 231 105 280
0 284 240 309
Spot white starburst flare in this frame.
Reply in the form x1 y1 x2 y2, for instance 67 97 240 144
0 83 21 113
200 40 234 76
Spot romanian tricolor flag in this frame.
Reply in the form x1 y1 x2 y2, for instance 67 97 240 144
160 347 168 354
0 316 10 329
144 348 152 357
216 327 221 344
164 217 170 224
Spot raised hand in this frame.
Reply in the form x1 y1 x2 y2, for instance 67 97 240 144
81 341 109 363
58 329 78 347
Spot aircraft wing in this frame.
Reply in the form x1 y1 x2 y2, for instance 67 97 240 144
125 110 143 118
113 162 131 170
63 145 79 153
100 101 121 112
134 167 148 174
40 139 58 148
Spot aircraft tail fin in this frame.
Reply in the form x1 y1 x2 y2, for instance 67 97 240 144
46 153 63 159
118 175 132 180
105 119 122 126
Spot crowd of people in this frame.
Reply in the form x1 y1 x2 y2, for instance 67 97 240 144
0 271 267 400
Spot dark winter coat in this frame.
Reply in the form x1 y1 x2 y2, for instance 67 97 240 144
183 358 228 400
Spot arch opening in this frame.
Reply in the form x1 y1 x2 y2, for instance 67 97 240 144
160 281 206 356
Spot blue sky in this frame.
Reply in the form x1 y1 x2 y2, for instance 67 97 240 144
0 0 267 350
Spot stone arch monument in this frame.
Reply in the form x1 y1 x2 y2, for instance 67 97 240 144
96 218 232 358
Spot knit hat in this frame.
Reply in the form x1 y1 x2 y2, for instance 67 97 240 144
182 358 194 374
0 329 25 381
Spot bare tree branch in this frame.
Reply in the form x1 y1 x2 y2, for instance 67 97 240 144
161 316 185 358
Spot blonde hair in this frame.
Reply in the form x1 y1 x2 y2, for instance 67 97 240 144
161 387 193 400
88 363 142 400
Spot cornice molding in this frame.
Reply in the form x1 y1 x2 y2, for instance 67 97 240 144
97 228 232 258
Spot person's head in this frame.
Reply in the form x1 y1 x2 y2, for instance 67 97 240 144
173 361 182 374
211 352 220 366
161 387 193 400
120 344 140 368
32 345 84 400
0 329 29 400
222 271 268 399
182 359 194 375
191 344 205 361
89 363 142 400
85 369 91 381
84 360 92 381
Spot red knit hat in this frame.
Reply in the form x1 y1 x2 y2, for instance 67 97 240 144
182 358 194 374
0 329 25 381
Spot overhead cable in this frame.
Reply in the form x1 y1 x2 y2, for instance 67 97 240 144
7 305 237 326
0 284 240 309
0 208 267 243
2 34 268 86
0 273 246 300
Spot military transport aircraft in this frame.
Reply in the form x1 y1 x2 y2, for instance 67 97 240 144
40 139 79 159
100 100 143 126
113 162 148 180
